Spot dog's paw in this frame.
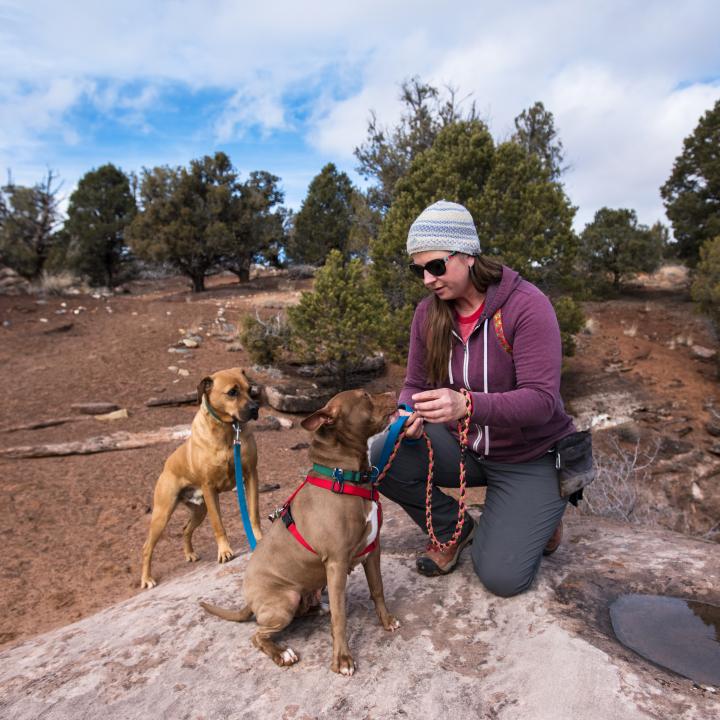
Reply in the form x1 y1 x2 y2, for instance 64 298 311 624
383 616 401 632
140 577 157 589
276 647 299 667
185 552 200 563
217 548 234 563
332 654 355 676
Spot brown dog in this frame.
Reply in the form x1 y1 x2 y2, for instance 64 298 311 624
140 367 261 589
201 389 400 675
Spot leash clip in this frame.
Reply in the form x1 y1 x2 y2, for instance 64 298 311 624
232 421 242 445
368 465 380 484
331 467 345 493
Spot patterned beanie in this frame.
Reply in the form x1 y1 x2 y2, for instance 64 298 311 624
406 200 481 256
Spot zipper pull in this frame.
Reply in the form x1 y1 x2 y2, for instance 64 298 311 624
556 451 561 470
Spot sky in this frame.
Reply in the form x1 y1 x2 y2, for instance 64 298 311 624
1 0 719 230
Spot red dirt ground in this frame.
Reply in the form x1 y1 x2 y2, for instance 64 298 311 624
1 267 718 648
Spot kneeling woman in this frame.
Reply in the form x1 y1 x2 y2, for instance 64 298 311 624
372 200 576 597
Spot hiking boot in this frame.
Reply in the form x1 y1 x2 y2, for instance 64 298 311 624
416 519 475 577
542 519 563 556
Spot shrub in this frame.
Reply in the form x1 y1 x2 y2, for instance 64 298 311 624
239 312 290 366
691 235 720 330
287 249 389 388
552 296 585 357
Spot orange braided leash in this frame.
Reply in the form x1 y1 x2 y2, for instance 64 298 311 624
424 388 473 551
374 389 474 553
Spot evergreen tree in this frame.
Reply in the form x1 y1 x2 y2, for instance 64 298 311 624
217 170 285 281
476 141 577 289
512 101 565 180
286 163 354 266
355 77 477 213
0 171 63 279
287 249 389 389
128 152 243 292
661 99 720 265
579 207 667 292
64 164 137 286
691 235 720 332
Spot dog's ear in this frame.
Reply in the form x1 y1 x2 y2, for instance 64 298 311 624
301 405 339 431
196 376 213 404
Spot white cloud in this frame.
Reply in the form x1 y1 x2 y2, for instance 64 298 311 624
1 0 719 228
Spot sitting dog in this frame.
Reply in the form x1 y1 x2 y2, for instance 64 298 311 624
201 389 400 675
140 367 261 589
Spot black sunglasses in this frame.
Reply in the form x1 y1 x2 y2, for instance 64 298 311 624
408 251 459 279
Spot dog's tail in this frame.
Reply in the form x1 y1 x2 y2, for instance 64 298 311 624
200 601 253 622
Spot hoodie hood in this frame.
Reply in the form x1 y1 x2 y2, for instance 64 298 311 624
482 265 522 320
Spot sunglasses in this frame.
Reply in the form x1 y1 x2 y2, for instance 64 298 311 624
408 251 459 279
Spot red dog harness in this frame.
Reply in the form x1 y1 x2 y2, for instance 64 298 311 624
279 473 383 558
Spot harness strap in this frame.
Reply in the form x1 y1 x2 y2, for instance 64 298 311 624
306 474 379 500
279 473 382 557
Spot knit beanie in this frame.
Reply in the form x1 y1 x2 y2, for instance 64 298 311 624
406 200 481 256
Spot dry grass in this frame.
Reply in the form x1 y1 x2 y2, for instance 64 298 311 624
32 271 88 296
576 436 664 525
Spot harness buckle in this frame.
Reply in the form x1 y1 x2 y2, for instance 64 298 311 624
331 467 345 493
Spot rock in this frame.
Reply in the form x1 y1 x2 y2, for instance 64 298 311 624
582 318 598 335
677 426 693 438
265 384 334 414
95 409 129 422
658 435 694 458
145 393 196 407
295 354 385 383
290 442 310 450
167 366 178 373
181 338 199 348
71 402 121 415
259 483 281 493
1 517 719 719
168 347 191 354
254 416 281 431
705 422 720 437
277 417 293 429
709 444 720 457
177 369 190 377
42 321 74 334
690 345 717 361
690 482 704 501
225 341 243 352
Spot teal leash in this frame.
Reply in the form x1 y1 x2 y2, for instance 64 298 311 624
232 421 257 551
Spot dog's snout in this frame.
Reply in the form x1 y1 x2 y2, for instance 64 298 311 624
249 401 259 419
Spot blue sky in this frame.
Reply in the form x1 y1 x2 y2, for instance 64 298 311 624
1 0 719 229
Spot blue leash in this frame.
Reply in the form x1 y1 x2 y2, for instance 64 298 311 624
375 405 413 476
232 422 257 551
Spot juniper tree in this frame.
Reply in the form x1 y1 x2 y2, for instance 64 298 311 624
661 99 720 265
64 164 137 286
287 249 389 389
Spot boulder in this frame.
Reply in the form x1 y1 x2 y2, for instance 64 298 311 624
71 402 120 415
0 516 718 719
264 384 334 414
690 345 717 361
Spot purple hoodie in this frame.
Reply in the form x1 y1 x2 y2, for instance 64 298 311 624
399 266 576 463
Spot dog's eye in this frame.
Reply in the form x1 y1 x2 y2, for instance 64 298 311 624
227 388 238 398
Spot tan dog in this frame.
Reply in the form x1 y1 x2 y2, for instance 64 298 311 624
201 389 400 675
140 367 261 589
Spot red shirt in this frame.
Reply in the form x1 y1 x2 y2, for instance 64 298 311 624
455 302 485 343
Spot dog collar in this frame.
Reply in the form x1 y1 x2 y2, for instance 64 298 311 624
202 394 229 426
311 463 379 485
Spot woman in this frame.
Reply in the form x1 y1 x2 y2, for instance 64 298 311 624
372 199 576 598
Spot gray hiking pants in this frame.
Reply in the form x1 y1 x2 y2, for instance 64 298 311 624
370 422 567 598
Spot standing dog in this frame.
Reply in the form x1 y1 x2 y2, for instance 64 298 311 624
201 389 400 676
140 367 261 589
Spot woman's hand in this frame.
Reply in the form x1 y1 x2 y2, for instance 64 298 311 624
411 388 468 423
399 408 424 440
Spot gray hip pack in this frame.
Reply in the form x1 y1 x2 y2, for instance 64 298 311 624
554 430 596 498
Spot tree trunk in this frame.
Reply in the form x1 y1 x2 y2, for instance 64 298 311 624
190 273 206 292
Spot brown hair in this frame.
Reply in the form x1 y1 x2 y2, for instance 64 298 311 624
424 255 503 386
